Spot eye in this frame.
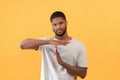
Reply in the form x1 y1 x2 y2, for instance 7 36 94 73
59 22 63 25
53 23 57 26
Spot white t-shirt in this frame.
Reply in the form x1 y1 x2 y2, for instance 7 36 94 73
38 37 88 80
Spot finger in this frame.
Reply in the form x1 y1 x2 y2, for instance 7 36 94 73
54 46 57 56
55 45 57 49
55 47 58 54
62 41 70 45
54 50 56 56
55 48 60 56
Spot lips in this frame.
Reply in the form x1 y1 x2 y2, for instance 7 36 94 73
56 29 63 33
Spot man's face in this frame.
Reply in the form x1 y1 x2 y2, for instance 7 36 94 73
51 17 67 36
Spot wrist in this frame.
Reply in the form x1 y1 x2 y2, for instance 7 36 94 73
59 60 65 66
48 40 52 44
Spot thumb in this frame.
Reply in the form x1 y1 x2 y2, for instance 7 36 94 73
54 46 57 56
54 46 59 56
54 49 56 56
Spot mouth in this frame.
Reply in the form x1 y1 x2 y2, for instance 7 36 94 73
56 29 63 33
55 28 66 36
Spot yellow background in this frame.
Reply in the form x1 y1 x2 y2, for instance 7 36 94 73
0 0 120 80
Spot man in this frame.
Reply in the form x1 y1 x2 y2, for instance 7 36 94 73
20 11 88 80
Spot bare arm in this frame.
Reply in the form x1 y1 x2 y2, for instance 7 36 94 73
20 38 69 50
60 62 87 79
20 39 50 50
54 48 87 79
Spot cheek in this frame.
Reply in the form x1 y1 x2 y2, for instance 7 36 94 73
61 23 67 28
52 26 57 32
53 26 58 31
61 24 66 29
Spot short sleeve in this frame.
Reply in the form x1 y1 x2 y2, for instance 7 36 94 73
37 38 45 51
77 44 88 68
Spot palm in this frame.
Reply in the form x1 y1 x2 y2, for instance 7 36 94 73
50 40 69 46
54 47 63 65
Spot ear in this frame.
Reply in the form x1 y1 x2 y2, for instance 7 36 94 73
66 20 68 25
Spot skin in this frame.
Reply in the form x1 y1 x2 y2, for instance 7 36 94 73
52 17 67 37
20 17 87 79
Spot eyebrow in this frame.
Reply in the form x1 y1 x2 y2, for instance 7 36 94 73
59 21 63 24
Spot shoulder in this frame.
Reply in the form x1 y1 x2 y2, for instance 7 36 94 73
72 38 85 46
71 38 86 51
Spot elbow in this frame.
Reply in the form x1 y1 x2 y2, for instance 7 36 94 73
20 41 25 49
78 70 87 79
80 75 86 79
20 39 29 49
78 74 86 79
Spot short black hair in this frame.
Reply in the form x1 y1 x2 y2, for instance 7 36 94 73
50 11 66 22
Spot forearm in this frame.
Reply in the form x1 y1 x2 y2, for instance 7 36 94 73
20 38 50 49
60 62 87 79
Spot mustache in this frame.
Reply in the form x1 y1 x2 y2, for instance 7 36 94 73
56 28 64 31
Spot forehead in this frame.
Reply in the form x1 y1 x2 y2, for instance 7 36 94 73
51 17 66 23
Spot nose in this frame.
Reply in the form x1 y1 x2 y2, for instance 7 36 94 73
56 24 61 29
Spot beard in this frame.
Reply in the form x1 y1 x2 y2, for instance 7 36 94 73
55 27 67 36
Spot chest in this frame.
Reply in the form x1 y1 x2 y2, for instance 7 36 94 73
57 44 80 66
42 43 80 66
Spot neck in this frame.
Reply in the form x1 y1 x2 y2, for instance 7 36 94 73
55 32 72 41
